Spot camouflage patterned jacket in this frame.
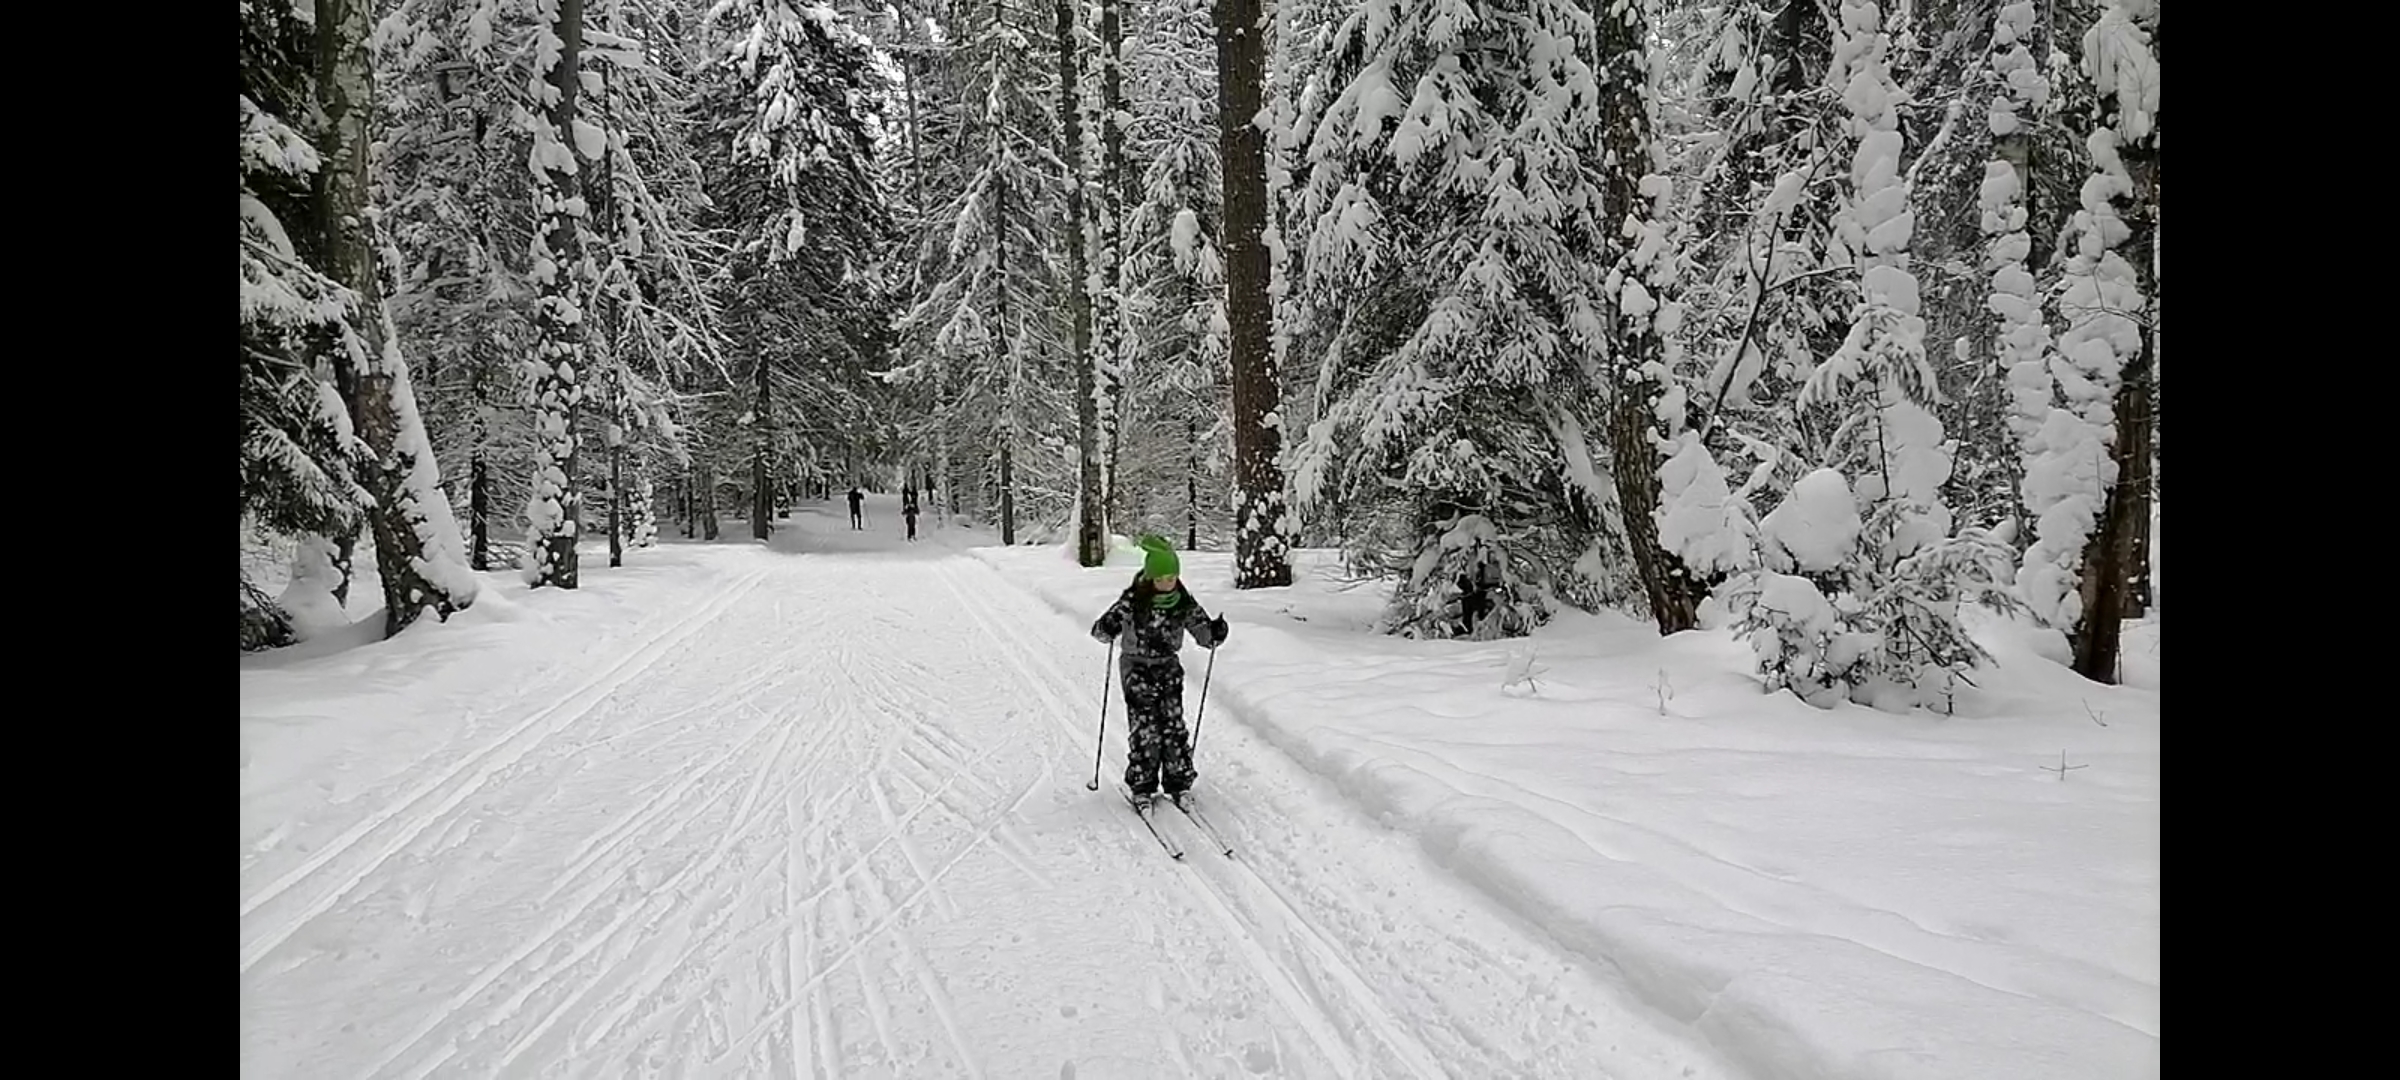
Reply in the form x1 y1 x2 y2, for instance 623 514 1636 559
1090 579 1226 663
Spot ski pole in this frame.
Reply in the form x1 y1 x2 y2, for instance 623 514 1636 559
1188 646 1218 753
1086 640 1114 790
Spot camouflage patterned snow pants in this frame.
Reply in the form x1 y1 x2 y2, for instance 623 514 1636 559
1120 656 1195 796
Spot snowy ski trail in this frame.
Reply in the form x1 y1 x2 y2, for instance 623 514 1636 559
240 506 1735 1079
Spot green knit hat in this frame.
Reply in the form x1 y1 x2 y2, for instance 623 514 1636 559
1138 535 1180 581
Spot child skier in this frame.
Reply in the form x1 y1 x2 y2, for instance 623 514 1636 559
1090 536 1228 806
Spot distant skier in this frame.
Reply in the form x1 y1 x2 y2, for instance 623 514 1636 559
902 487 920 541
846 487 864 530
1089 537 1228 807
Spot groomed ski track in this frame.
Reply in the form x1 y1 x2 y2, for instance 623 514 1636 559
240 503 1734 1079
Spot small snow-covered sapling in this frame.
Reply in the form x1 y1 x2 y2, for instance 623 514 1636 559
2041 750 2088 781
1502 646 1545 695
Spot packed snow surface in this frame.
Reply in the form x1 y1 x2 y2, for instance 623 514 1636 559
242 495 2157 1079
242 498 1737 1079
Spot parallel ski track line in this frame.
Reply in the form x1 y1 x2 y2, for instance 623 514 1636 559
536 695 796 906
828 816 987 1080
474 708 815 1078
488 679 872 1072
580 729 1006 1066
356 695 816 1080
240 567 773 976
781 760 819 1080
369 592 886 1080
578 630 1031 1069
562 782 830 1080
932 557 1450 1080
822 846 905 1069
701 760 1052 1071
842 629 1057 889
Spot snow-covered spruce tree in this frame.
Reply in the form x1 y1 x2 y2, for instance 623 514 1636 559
710 1 875 536
522 0 594 587
1887 0 2023 531
1727 0 2015 711
1217 0 1293 588
1289 0 1613 637
1981 0 2049 520
309 0 481 634
698 0 896 535
374 0 544 574
582 1 726 561
1667 0 1846 551
241 0 373 649
2018 0 2155 681
1115 0 1231 547
869 2 966 526
894 0 1073 543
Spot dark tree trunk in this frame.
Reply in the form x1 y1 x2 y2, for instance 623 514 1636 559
1596 0 1703 633
1187 413 1200 551
596 66 626 570
470 358 490 570
1099 0 1129 527
1000 444 1017 545
995 112 1017 547
313 0 465 630
1062 0 1103 565
526 0 587 588
753 349 773 541
2067 16 2157 682
1217 0 1291 588
609 420 625 566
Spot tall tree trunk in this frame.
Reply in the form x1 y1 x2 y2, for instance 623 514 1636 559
1062 0 1105 565
526 0 587 588
312 0 473 632
1000 444 1017 545
753 347 773 540
608 401 625 566
700 457 719 540
595 64 626 570
1217 0 1292 587
995 111 1017 546
1596 0 1702 633
1187 413 1200 550
1099 0 1129 529
470 357 490 570
2070 128 2156 680
2061 7 2157 681
2125 42 2156 619
902 38 951 530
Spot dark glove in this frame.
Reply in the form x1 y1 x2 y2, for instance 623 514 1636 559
1207 615 1229 647
1091 612 1120 643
